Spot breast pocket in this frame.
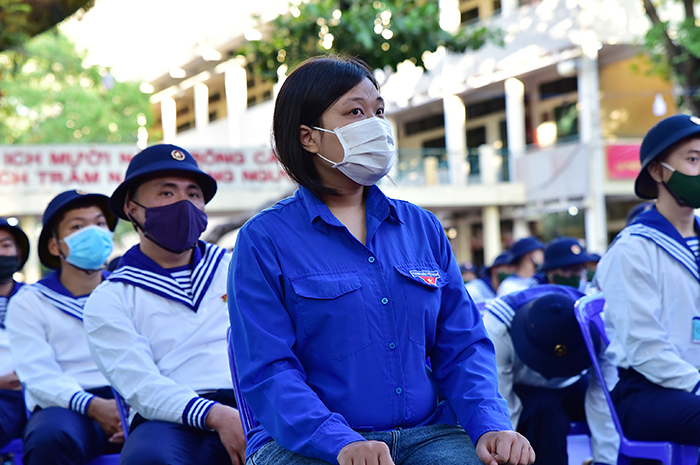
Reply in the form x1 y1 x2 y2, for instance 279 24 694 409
290 272 371 361
394 262 450 347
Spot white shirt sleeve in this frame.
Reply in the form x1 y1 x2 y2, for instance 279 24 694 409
84 283 215 430
585 348 620 465
483 312 520 428
7 290 93 413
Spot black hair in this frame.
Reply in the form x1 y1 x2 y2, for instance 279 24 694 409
50 197 109 238
272 55 379 198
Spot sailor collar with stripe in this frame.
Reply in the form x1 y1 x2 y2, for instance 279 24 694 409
0 280 25 328
624 207 700 283
109 241 226 312
486 284 584 329
33 271 108 322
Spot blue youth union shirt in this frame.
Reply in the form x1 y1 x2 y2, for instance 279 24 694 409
228 186 511 463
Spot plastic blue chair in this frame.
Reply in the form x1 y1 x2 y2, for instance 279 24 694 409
226 328 258 435
574 293 700 465
0 438 23 465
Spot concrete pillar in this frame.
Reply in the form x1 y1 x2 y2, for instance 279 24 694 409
20 215 40 284
504 78 526 182
478 144 498 185
513 218 530 240
194 82 210 130
501 0 518 16
443 94 467 186
482 206 502 265
160 97 177 143
224 63 247 147
578 43 608 252
456 218 472 263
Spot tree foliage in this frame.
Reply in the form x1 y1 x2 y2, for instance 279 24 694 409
238 0 502 80
0 31 154 144
0 0 94 51
641 0 700 115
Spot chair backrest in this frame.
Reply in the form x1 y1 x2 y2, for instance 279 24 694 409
574 293 700 465
573 293 623 434
110 387 130 440
226 327 258 435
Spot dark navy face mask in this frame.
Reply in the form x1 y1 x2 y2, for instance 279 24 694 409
0 255 18 283
130 199 208 254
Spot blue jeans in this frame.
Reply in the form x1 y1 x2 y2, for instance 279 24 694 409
248 424 482 465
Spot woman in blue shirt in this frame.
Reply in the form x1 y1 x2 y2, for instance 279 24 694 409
228 56 534 465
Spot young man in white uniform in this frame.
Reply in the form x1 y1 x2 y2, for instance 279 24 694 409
6 190 122 465
597 114 700 446
83 144 245 465
0 218 30 449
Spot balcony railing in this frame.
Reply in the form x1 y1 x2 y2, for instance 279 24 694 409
390 147 510 186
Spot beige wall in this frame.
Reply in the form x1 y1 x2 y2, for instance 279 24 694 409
599 56 677 139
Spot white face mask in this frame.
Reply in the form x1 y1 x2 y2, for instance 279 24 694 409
313 117 395 186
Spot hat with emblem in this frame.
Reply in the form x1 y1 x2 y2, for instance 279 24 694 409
636 114 700 199
540 237 595 272
38 190 117 269
510 292 594 379
0 218 30 270
109 144 217 219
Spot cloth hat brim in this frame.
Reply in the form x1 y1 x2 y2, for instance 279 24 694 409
38 194 116 269
0 225 30 270
109 164 217 220
539 251 596 273
635 119 700 199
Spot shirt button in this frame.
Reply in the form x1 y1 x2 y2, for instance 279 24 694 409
388 342 396 349
395 387 403 395
381 297 389 305
368 256 376 263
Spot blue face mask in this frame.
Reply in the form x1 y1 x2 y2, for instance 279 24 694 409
60 225 114 271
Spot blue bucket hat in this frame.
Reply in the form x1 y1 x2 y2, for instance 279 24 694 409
508 237 544 264
540 237 595 273
635 114 700 199
38 190 117 269
460 262 478 274
0 218 30 270
109 144 217 220
510 292 594 379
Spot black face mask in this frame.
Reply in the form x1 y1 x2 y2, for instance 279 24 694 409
0 256 19 283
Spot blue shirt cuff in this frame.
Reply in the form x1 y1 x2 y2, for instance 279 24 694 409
464 406 514 443
69 391 95 416
182 397 217 430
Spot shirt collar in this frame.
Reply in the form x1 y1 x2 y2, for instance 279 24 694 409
626 206 700 282
298 185 403 236
109 241 225 312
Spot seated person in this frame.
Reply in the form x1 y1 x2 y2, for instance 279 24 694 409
540 237 593 292
0 218 30 448
466 251 512 305
6 190 122 465
498 237 545 296
483 281 618 465
597 114 700 449
228 55 533 465
84 144 245 465
460 262 478 283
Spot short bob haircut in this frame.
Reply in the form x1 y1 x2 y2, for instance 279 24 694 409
272 55 379 198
